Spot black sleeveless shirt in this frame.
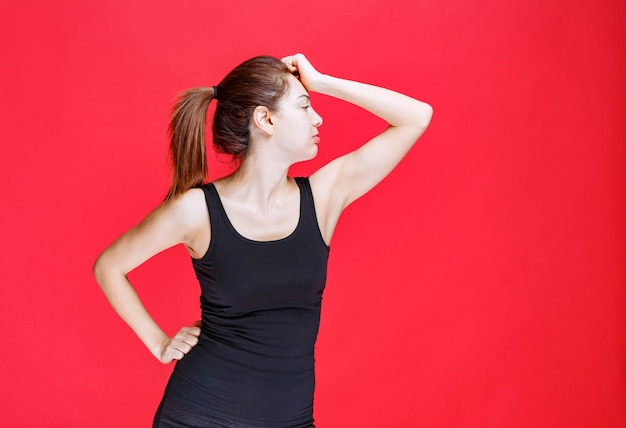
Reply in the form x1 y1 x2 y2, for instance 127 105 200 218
164 177 330 427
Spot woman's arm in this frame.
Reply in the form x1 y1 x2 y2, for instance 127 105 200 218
93 188 208 363
282 54 433 241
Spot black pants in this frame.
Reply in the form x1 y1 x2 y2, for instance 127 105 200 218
153 396 315 428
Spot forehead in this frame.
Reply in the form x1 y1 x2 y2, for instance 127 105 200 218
284 75 309 101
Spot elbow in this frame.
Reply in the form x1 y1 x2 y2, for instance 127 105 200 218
93 251 116 290
416 102 433 130
93 253 107 287
93 249 129 293
402 101 432 136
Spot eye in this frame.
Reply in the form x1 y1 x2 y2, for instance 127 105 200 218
303 105 311 110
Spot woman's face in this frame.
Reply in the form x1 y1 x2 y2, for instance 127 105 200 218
271 75 323 162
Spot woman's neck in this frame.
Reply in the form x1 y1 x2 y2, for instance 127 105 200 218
218 152 295 214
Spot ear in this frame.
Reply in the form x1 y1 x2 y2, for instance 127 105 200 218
251 106 275 136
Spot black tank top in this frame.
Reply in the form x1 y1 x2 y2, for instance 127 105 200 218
164 177 329 427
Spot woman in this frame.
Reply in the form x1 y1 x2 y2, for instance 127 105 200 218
94 53 432 427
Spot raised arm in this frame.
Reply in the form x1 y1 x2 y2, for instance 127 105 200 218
282 54 433 242
93 188 208 363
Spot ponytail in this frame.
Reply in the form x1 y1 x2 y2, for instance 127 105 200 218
165 87 216 201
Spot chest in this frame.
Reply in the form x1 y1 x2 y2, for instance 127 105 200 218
194 235 328 313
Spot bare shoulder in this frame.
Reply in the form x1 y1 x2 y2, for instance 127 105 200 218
164 187 210 258
165 187 208 224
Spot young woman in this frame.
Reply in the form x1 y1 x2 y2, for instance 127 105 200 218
94 53 432 428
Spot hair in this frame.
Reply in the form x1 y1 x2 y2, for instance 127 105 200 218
165 56 292 200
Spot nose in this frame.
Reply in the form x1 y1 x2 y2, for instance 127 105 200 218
312 108 323 127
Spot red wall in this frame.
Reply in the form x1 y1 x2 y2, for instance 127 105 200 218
1 1 624 426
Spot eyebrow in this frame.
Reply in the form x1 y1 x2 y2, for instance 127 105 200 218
297 94 311 100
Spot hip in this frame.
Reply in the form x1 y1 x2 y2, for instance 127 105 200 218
154 396 316 428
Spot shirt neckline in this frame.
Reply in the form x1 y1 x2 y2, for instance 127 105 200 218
208 179 304 245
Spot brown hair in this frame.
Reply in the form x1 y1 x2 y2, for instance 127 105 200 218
165 56 292 200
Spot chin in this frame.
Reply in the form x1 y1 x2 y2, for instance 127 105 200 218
307 145 319 160
294 145 318 163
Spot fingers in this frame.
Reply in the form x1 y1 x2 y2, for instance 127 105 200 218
281 53 323 92
172 327 199 349
179 325 201 338
281 53 300 64
281 55 298 74
163 336 195 362
164 346 185 362
281 53 308 74
157 323 202 363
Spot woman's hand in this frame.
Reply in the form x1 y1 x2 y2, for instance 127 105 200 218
154 321 202 364
281 53 325 92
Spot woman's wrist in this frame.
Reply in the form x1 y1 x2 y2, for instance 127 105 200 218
148 333 169 359
304 73 332 95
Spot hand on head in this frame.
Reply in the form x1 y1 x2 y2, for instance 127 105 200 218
281 53 324 92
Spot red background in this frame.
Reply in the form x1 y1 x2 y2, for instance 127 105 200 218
1 1 624 427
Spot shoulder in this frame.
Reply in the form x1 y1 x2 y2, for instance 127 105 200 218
164 186 208 222
160 187 210 257
149 187 209 240
168 186 207 209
